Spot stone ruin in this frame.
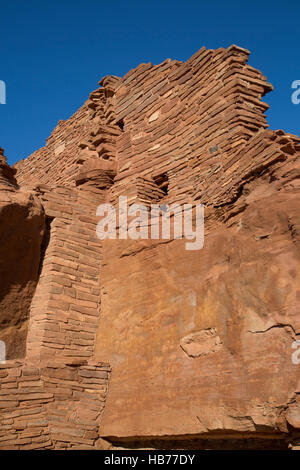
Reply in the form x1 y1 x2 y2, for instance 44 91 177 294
0 45 299 450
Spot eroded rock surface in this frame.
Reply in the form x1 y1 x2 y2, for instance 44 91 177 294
180 328 223 358
0 46 299 449
0 148 45 359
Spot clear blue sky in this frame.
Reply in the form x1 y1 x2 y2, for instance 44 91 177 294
1 0 300 166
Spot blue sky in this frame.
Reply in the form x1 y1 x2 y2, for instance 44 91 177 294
1 0 299 166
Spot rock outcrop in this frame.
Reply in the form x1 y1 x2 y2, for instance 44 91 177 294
0 45 299 449
0 148 45 359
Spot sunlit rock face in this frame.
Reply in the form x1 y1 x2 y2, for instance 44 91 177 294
0 46 299 450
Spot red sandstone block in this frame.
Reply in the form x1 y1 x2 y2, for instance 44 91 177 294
48 299 70 311
14 412 47 426
65 330 94 341
50 275 72 287
42 342 65 349
7 437 33 445
7 368 22 377
71 444 95 449
72 338 93 347
49 285 63 295
74 298 98 309
43 367 76 380
0 389 20 398
78 383 107 390
43 331 67 343
57 350 92 358
76 291 99 302
8 407 44 419
26 419 48 427
1 418 13 425
22 367 40 376
31 435 52 444
18 392 53 401
70 304 98 316
50 426 84 437
21 440 53 450
51 434 94 446
60 266 78 276
43 323 60 333
50 257 79 270
53 390 73 400
78 369 108 379
0 444 21 450
19 380 44 388
0 433 18 442
65 344 93 351
19 428 43 438
2 374 33 384
0 424 13 431
0 361 22 369
1 382 17 389
63 287 76 298
84 430 98 439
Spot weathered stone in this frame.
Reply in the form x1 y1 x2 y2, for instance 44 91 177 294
0 45 299 450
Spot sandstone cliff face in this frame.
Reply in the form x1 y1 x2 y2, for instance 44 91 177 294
0 45 299 449
0 148 45 359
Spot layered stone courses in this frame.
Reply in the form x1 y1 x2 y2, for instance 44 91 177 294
0 45 299 449
0 360 110 449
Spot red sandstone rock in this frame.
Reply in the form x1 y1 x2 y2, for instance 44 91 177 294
0 149 45 359
0 45 299 450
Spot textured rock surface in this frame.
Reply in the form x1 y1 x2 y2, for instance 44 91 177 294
0 45 299 449
0 148 45 359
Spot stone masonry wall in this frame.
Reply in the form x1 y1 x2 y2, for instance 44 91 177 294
0 179 112 449
0 45 299 449
25 184 106 362
0 360 110 449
